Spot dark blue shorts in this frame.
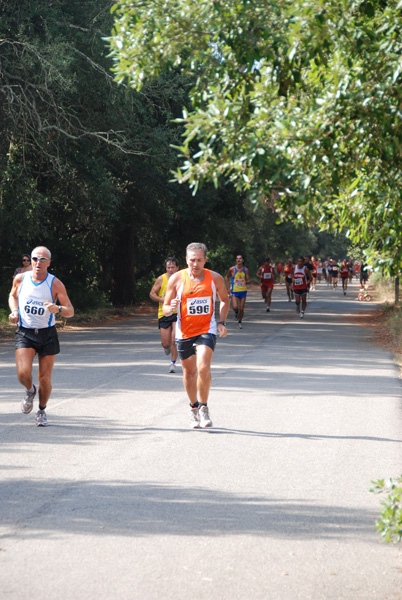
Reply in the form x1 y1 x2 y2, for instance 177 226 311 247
231 291 247 299
176 333 217 360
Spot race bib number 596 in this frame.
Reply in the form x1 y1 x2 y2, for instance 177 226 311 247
188 296 211 315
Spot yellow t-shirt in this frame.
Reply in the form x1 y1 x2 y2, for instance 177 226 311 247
157 273 168 319
231 267 247 293
158 273 178 319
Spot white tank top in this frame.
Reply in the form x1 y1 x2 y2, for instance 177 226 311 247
18 272 56 329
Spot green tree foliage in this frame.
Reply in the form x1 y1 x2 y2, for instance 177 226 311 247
0 0 190 306
0 0 348 310
108 0 402 276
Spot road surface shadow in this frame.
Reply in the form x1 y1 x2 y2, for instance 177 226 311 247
0 479 379 542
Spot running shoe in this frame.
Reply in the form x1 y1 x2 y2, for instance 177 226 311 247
238 322 243 329
163 347 171 355
168 362 176 373
266 307 270 312
21 384 36 414
190 406 200 429
35 409 48 427
199 404 213 428
300 311 304 319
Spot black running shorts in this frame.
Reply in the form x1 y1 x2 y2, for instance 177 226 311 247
176 333 217 361
15 326 60 356
158 314 177 329
293 288 308 296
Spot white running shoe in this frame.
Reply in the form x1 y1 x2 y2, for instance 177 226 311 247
35 409 48 427
163 347 171 355
300 311 304 319
21 385 36 414
199 404 213 428
168 363 176 373
238 322 243 329
190 406 200 429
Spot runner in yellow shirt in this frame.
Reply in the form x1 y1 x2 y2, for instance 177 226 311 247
149 257 180 372
225 254 250 329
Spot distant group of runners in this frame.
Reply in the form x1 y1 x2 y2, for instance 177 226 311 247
222 255 369 324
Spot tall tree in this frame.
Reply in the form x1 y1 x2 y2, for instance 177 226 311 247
108 0 402 275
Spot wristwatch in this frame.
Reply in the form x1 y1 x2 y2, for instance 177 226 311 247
58 306 63 313
217 321 227 326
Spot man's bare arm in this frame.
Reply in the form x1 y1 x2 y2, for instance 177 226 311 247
212 272 230 338
8 274 23 322
162 272 180 317
149 275 164 303
44 279 74 318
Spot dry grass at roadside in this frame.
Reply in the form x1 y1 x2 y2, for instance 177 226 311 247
360 278 402 368
0 302 156 342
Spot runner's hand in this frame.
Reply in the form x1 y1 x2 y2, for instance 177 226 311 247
44 302 59 314
170 296 180 312
218 323 227 338
8 310 19 323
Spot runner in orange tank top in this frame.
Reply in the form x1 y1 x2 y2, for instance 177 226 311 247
163 242 229 429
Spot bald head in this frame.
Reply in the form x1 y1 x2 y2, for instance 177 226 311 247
32 246 51 260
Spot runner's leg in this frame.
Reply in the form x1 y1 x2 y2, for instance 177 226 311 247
37 354 56 408
195 345 214 405
160 326 172 352
181 354 198 404
267 287 273 308
15 348 36 390
231 294 239 320
171 323 178 362
238 296 246 323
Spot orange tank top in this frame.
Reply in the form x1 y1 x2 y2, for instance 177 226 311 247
176 269 217 339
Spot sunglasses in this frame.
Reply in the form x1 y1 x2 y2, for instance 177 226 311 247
22 259 31 262
31 256 49 263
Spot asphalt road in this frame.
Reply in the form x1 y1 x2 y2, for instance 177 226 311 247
1 280 401 599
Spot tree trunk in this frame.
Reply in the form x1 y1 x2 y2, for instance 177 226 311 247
111 226 136 305
395 276 400 305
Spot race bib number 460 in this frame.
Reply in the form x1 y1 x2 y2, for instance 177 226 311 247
187 296 211 315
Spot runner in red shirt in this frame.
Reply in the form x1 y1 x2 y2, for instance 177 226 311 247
311 256 318 291
340 259 349 295
284 258 294 302
276 260 284 284
256 257 275 312
292 256 312 318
